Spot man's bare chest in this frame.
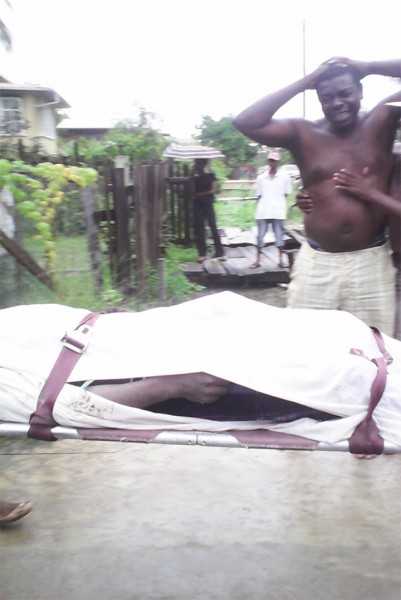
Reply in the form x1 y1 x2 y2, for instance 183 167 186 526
300 128 389 185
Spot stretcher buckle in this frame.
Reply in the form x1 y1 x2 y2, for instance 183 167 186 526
61 324 94 354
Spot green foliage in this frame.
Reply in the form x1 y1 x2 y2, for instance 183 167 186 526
196 115 259 169
0 159 97 270
215 186 302 229
276 148 295 166
1 235 103 310
60 107 169 165
209 159 229 183
215 199 257 229
0 138 56 163
135 245 203 308
101 288 125 307
195 115 298 175
1 234 204 310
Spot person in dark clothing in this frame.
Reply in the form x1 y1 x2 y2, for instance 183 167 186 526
191 158 227 263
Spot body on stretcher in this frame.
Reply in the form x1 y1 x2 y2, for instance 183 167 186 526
1 374 400 455
0 292 400 455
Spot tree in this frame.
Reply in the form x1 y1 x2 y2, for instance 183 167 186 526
195 115 259 175
0 159 98 273
60 107 168 166
196 115 298 177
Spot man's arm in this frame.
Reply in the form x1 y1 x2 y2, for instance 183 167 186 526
340 58 401 80
233 60 338 147
333 168 401 217
298 171 401 217
87 373 229 409
233 58 401 147
388 155 401 269
333 161 401 270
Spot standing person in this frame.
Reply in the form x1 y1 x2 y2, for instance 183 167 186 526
334 155 401 341
251 151 291 268
233 57 401 336
191 158 227 263
295 151 401 340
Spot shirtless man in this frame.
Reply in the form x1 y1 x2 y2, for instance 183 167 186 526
234 57 401 336
298 153 401 340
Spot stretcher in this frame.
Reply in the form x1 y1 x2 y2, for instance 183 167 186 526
1 421 400 454
1 376 400 454
1 295 400 456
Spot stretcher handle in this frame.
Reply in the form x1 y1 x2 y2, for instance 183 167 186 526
28 312 101 441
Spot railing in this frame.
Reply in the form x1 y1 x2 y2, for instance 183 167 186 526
220 179 256 191
217 180 257 202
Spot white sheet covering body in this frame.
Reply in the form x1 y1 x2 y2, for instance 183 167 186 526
0 292 400 446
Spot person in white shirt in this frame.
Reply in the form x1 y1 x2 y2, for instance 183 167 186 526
251 151 292 268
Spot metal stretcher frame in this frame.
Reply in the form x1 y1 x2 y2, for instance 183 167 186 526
1 422 400 454
2 307 399 455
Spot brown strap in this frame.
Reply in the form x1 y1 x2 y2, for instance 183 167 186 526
348 328 392 455
28 312 101 441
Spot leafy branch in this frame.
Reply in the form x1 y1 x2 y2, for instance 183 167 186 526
0 159 98 271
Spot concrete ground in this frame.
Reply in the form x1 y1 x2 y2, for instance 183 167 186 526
1 437 400 600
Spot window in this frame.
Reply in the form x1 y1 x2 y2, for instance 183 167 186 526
39 106 56 138
0 97 27 135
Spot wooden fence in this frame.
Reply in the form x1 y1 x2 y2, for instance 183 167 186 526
98 165 262 295
166 160 192 245
95 162 172 296
2 159 215 298
132 163 168 296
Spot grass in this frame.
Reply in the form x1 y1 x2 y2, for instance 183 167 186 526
215 198 257 229
1 192 304 310
0 236 110 310
0 235 204 311
215 186 304 229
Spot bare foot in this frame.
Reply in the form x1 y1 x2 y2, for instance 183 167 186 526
198 256 207 264
249 262 260 269
0 500 33 525
217 255 228 261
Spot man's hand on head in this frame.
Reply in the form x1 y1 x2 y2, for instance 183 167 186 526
325 56 349 67
323 57 370 80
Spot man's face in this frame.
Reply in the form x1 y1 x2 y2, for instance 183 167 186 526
317 72 362 131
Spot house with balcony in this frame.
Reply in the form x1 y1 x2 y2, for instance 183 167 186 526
0 75 69 158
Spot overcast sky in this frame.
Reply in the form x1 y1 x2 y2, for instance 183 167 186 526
1 0 400 139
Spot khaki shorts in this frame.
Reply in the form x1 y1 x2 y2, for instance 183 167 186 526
288 242 397 337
